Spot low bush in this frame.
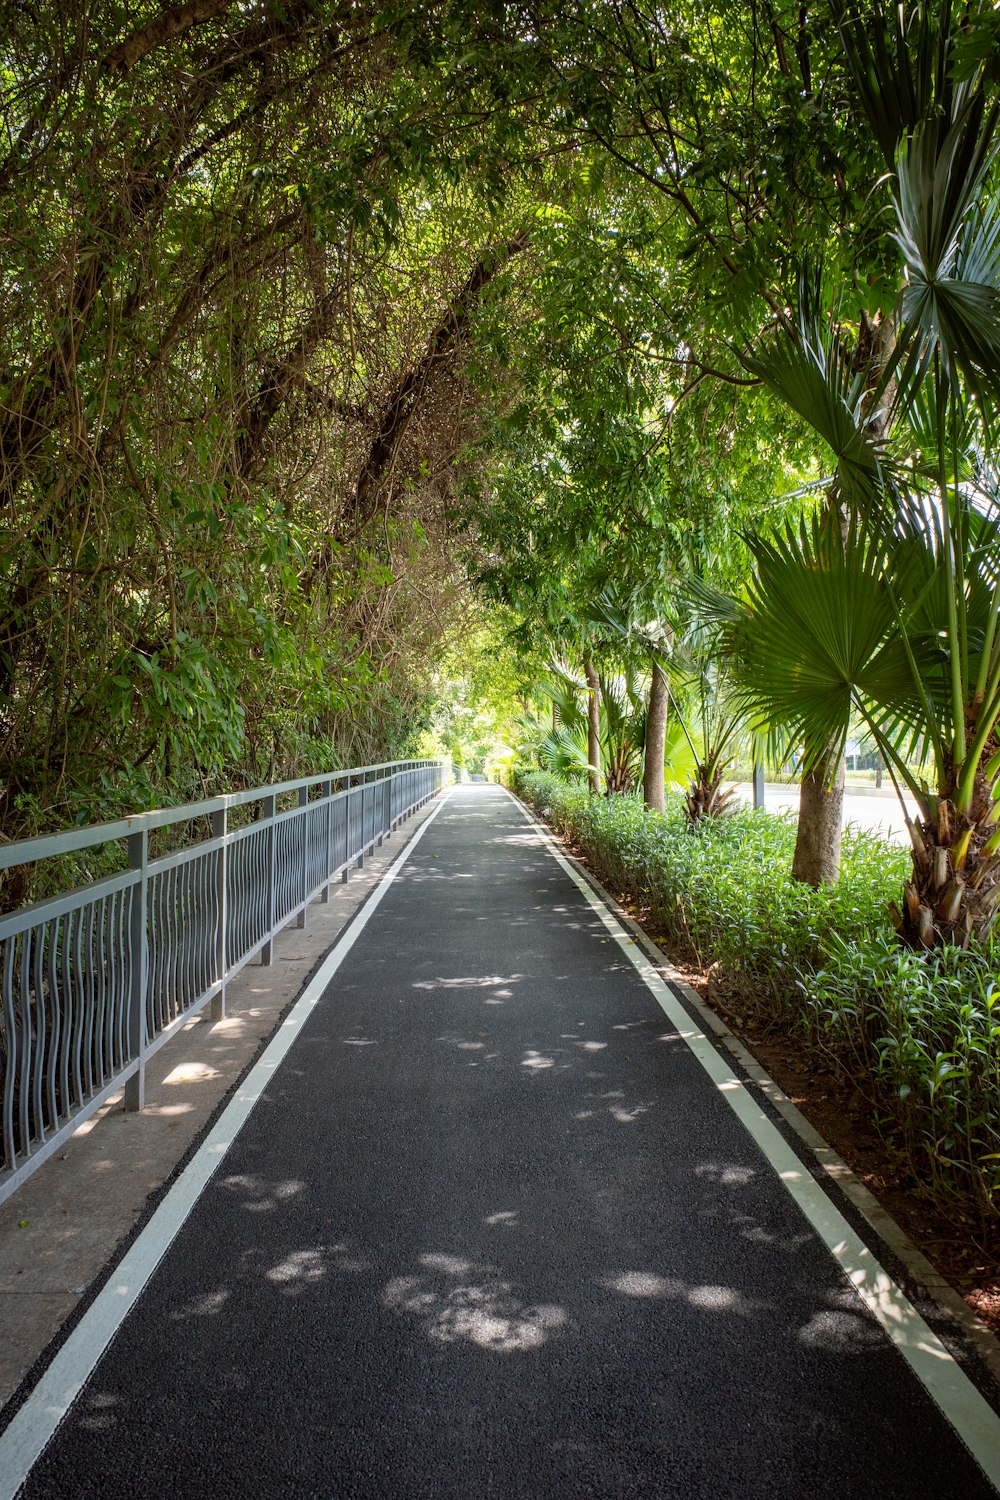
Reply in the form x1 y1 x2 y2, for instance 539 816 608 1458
807 934 1000 1212
515 768 1000 1214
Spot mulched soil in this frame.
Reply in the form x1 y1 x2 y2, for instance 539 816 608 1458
556 830 1000 1340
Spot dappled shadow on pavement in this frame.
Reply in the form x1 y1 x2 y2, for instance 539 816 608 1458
20 788 998 1500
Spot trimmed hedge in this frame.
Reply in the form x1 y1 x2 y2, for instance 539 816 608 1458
515 769 1000 1213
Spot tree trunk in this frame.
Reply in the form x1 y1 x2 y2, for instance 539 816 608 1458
642 658 668 813
584 657 601 796
685 763 738 823
791 310 894 888
792 747 844 885
894 759 1000 948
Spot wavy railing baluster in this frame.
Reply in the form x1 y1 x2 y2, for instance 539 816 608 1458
59 912 73 1119
178 861 189 1020
93 898 107 1090
31 923 46 1142
83 904 97 1098
102 897 116 1083
191 857 203 1003
115 889 128 1072
2 938 18 1169
203 853 214 994
166 865 179 1025
164 867 176 1024
241 835 252 959
203 852 215 995
156 867 169 1029
180 863 192 1016
18 934 31 1158
148 875 161 1036
45 918 60 1132
262 825 270 937
201 853 212 994
226 838 241 969
69 910 84 1111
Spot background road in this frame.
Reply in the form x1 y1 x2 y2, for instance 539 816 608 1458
733 781 920 842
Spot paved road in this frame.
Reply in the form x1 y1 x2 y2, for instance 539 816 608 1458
6 786 999 1497
733 782 920 843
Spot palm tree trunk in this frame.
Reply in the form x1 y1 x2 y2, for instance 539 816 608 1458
584 657 601 795
642 658 668 813
792 744 844 885
895 769 1000 948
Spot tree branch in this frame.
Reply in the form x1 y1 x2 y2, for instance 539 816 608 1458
104 0 240 73
346 229 531 527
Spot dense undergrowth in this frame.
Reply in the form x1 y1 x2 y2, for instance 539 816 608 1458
515 769 1000 1217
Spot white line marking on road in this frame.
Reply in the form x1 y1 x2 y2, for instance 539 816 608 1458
504 788 1000 1490
0 791 453 1500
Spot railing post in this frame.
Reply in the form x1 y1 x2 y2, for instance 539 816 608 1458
211 808 227 1020
753 761 766 810
357 774 367 868
297 785 309 929
261 793 277 965
321 778 332 902
125 830 148 1112
340 776 350 882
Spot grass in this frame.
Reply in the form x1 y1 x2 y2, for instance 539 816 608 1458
515 768 1000 1216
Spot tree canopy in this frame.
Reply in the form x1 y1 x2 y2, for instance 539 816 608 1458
3 0 997 887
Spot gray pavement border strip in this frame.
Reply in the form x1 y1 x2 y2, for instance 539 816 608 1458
503 787 1000 1490
0 790 453 1500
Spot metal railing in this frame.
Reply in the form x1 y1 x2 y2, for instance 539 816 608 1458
0 759 445 1202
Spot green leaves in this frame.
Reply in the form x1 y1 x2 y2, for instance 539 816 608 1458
727 514 888 759
894 118 1000 409
740 320 885 512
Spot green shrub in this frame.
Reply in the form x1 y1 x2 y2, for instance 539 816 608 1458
516 769 904 1006
807 935 1000 1210
515 768 1000 1214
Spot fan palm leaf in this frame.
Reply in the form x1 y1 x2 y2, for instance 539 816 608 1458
740 273 891 511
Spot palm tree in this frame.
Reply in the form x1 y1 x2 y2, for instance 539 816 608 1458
515 663 594 780
596 663 648 794
658 621 745 823
721 0 1000 943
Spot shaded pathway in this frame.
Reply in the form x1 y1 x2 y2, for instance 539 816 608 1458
6 786 1000 1497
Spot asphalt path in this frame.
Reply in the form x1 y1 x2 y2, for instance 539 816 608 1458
8 785 1000 1497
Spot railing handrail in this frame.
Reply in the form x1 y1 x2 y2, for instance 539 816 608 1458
0 758 445 873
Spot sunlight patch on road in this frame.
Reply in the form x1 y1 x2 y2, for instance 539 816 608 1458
383 1255 566 1353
